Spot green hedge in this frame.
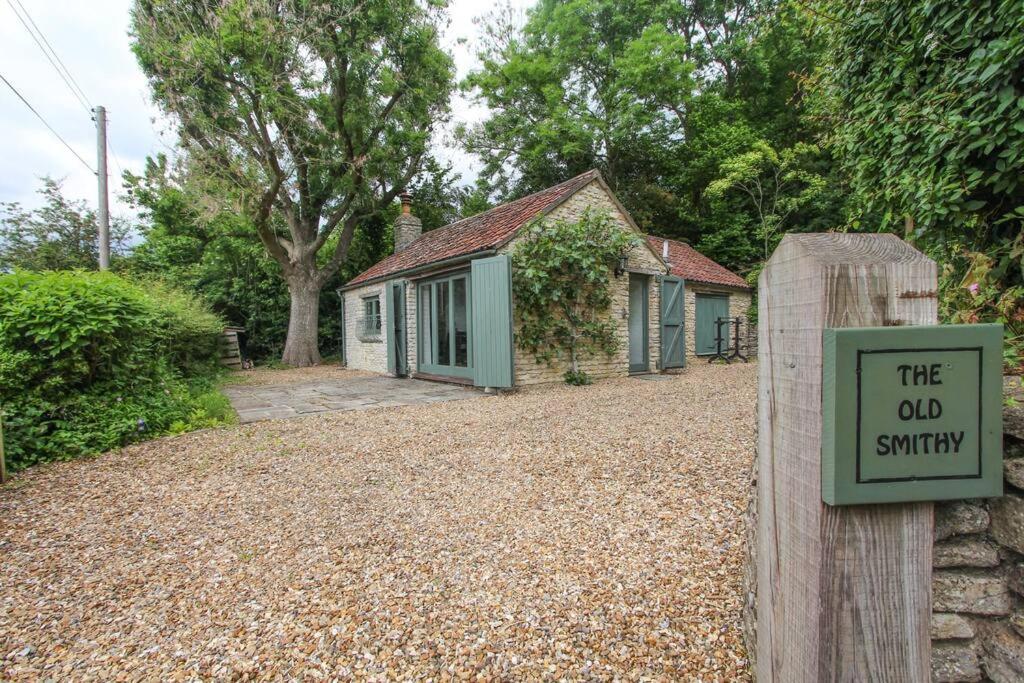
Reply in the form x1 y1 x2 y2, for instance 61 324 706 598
0 271 230 470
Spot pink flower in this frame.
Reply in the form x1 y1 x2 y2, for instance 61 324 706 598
968 283 980 294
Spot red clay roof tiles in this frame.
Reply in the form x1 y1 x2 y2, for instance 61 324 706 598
646 235 750 290
346 170 749 293
346 170 600 287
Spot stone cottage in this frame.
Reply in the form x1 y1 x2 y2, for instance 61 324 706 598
339 170 752 388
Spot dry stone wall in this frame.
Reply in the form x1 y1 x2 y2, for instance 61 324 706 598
931 379 1024 683
742 379 1024 682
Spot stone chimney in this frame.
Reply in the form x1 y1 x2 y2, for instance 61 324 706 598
394 191 422 253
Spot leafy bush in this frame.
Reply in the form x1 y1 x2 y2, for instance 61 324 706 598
935 233 1024 373
563 369 592 386
512 210 638 383
0 270 230 469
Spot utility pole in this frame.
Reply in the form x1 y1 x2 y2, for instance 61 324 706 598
95 105 109 270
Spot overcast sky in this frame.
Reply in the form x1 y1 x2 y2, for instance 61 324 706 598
0 0 531 218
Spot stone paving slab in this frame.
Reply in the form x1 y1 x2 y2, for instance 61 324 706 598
224 374 479 423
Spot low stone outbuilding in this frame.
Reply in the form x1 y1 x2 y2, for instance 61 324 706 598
340 170 752 388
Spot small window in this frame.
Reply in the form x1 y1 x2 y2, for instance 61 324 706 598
363 296 381 335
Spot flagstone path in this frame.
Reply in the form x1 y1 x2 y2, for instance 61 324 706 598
223 374 478 423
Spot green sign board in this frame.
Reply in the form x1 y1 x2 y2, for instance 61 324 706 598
822 324 1003 505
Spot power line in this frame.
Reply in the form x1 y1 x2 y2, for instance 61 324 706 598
6 0 92 114
0 70 96 174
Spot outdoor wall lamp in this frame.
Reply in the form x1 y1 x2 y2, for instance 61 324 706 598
614 254 629 277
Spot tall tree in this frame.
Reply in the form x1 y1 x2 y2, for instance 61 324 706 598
460 0 832 252
462 0 702 210
131 0 454 365
0 177 130 272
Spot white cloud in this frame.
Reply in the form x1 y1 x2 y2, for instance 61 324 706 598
0 0 531 215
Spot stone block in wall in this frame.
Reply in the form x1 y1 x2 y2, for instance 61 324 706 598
1011 608 1024 639
1009 563 1024 598
932 642 982 683
931 613 976 640
990 493 1024 554
934 537 1001 568
1004 457 1024 491
933 570 1012 616
978 621 1024 683
935 502 991 542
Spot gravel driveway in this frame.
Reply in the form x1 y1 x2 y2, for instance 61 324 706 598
0 363 756 680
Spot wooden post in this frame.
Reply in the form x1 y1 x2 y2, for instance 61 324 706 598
756 233 936 681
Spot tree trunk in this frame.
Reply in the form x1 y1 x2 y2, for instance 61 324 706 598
281 276 322 367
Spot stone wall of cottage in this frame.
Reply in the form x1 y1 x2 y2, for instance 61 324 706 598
931 381 1024 683
501 180 667 386
342 282 388 373
404 281 418 375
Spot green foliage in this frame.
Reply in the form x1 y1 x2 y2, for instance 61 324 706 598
121 154 470 361
463 0 843 277
130 0 455 366
563 369 592 386
703 141 830 263
935 233 1024 373
512 210 638 381
0 271 229 470
1 177 130 272
811 0 1024 239
811 0 1024 369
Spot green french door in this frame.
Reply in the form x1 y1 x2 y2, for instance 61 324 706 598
417 271 473 379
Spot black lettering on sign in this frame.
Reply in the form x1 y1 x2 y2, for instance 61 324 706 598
950 431 964 454
877 435 890 455
896 363 944 386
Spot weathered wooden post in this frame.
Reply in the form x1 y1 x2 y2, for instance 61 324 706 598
756 233 937 680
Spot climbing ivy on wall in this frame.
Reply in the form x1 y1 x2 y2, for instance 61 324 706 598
511 210 638 385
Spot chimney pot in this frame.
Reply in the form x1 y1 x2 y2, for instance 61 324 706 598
394 191 422 253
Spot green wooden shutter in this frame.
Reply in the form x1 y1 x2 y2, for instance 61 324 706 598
384 282 397 375
385 280 407 376
660 276 685 368
470 254 514 388
339 293 347 367
695 294 731 355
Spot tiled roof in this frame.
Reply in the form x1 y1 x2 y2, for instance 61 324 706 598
346 170 601 287
646 235 750 290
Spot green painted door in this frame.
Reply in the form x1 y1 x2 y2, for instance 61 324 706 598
470 254 513 388
385 280 407 376
628 274 649 373
660 276 685 368
695 294 730 355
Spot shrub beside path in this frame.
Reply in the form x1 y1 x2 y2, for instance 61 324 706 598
0 363 756 680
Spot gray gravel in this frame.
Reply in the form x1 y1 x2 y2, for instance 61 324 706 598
0 363 757 680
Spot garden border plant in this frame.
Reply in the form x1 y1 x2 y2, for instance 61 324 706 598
512 209 639 385
0 270 234 471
